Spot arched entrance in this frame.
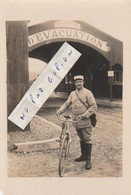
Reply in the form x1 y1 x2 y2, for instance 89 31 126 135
29 41 109 98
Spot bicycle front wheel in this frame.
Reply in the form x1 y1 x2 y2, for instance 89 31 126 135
59 135 70 177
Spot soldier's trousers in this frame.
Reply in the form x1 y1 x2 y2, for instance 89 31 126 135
76 126 92 144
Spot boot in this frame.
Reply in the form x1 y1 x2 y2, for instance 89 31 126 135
75 141 86 162
85 144 92 170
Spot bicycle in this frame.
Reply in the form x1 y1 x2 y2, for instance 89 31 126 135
57 114 82 177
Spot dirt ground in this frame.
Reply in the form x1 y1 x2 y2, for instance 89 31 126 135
8 106 122 177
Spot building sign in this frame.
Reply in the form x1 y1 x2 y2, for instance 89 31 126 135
28 28 110 52
108 71 114 77
8 42 81 129
55 20 81 30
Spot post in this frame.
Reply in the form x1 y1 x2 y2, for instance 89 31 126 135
6 21 30 132
109 77 113 102
108 69 114 102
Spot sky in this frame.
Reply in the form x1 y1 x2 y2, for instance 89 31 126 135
29 58 47 80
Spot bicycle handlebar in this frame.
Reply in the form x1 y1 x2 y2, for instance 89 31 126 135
57 114 82 123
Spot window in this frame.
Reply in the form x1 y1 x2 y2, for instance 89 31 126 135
113 70 122 82
112 64 123 85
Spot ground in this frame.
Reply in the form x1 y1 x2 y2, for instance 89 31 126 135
8 106 122 177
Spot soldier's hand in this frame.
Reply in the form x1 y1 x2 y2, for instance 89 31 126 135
81 114 87 119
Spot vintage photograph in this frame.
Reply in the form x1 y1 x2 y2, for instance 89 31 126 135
7 20 122 177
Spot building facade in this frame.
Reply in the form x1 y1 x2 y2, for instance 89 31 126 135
28 20 123 99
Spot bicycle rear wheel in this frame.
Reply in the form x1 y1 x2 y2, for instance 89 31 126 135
59 135 70 177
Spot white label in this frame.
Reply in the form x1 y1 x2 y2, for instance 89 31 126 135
8 42 81 129
0 191 3 195
108 71 114 77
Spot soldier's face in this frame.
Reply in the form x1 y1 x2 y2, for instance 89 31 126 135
75 80 84 90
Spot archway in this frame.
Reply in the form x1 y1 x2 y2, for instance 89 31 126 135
29 41 109 98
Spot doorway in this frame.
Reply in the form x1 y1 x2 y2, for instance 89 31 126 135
29 41 110 98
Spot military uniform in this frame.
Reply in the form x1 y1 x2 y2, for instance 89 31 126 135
58 75 97 170
58 87 97 144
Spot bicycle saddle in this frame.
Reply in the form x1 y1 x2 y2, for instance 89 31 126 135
64 115 71 119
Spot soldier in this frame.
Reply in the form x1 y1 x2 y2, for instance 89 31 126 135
56 75 97 170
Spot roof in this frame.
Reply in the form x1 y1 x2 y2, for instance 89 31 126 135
28 20 123 66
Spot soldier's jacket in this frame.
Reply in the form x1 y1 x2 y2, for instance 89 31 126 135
59 87 97 129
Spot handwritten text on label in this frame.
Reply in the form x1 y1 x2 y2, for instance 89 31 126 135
8 42 81 129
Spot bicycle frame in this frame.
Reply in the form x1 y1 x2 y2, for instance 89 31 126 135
57 115 82 177
59 118 71 145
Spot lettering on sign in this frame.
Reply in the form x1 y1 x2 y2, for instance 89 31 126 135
54 20 81 29
28 29 110 52
8 42 81 129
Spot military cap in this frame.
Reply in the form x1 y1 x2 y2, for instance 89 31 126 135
74 75 84 81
